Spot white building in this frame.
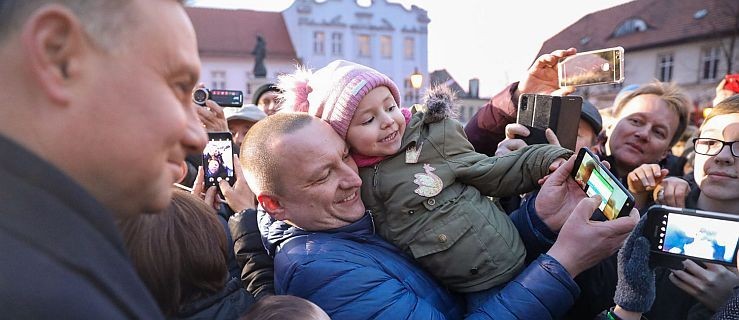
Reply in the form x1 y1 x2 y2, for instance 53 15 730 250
186 7 299 103
538 0 739 111
187 1 430 106
282 0 431 105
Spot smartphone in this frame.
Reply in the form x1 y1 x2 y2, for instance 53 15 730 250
558 47 625 87
202 132 237 190
644 205 739 268
724 74 739 93
571 148 635 220
516 94 583 151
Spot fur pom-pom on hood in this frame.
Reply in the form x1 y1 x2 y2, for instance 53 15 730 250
416 85 459 124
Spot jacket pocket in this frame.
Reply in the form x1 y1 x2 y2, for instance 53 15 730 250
407 213 496 291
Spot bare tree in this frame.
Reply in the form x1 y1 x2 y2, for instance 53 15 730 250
715 0 739 74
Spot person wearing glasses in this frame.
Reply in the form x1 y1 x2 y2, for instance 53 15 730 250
620 95 739 319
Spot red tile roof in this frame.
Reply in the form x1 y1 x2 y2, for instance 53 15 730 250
185 7 297 59
538 0 739 56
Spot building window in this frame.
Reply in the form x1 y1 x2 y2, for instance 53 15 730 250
613 18 647 37
404 37 414 60
380 35 392 59
211 71 226 89
357 34 371 57
314 31 325 55
331 32 343 55
657 54 673 82
701 47 720 81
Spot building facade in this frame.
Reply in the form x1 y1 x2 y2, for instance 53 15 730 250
187 1 430 107
429 69 488 126
282 0 431 106
538 0 739 110
186 7 299 103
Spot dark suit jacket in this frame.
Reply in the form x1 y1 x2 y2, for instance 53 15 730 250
0 135 163 319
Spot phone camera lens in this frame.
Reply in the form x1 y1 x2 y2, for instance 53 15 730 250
192 88 209 106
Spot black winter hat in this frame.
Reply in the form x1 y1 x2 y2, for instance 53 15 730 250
580 100 603 134
252 83 281 105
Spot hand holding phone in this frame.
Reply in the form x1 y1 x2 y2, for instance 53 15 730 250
572 148 635 220
644 205 739 268
558 47 624 87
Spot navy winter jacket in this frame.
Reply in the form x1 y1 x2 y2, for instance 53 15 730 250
260 211 581 319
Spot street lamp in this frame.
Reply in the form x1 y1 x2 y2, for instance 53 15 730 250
410 67 423 105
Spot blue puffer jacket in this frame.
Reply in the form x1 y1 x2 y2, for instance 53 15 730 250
260 211 581 319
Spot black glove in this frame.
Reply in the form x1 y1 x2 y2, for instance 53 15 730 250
614 216 655 313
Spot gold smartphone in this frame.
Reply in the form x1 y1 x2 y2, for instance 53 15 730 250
558 47 624 87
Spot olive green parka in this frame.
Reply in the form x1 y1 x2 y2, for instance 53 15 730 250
358 87 572 292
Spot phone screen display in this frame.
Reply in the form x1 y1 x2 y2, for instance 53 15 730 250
573 148 634 220
659 212 739 264
203 133 235 187
558 47 624 87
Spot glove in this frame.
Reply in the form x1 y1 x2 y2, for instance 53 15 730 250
614 216 655 313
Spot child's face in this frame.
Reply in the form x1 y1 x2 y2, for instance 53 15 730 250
346 86 405 157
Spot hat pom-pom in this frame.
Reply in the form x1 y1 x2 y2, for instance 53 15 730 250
293 82 312 113
277 66 313 113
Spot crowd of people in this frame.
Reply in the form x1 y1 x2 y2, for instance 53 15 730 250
1 0 737 319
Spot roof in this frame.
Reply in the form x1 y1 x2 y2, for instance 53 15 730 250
185 7 297 59
538 0 739 56
429 69 467 97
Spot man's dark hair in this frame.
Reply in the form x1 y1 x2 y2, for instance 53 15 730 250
0 0 185 47
117 190 228 316
241 113 314 195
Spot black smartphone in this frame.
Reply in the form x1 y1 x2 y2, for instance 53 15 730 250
571 148 635 220
516 94 582 151
644 205 739 268
202 132 237 190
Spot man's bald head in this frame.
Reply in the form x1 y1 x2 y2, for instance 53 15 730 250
240 113 316 195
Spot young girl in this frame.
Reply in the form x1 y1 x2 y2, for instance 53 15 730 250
279 60 572 300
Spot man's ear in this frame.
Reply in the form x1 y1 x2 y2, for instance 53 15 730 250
21 5 86 106
257 193 286 221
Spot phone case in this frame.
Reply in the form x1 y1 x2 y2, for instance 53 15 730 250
644 205 739 268
516 94 582 151
558 47 625 87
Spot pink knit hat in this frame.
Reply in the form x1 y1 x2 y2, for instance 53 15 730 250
279 60 401 139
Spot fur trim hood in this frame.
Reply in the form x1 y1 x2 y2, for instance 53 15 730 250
414 85 459 124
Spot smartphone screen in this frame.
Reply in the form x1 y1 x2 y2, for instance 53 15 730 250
572 148 634 220
558 47 624 87
203 132 236 188
646 206 739 267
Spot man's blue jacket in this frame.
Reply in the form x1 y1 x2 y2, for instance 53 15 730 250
260 211 580 319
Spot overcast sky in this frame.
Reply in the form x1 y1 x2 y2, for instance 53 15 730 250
190 0 632 97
